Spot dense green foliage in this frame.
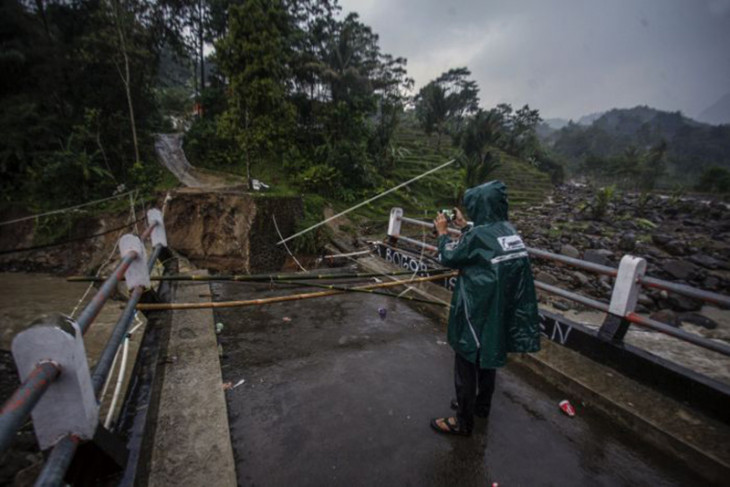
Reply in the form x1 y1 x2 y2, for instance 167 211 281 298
186 0 413 200
414 67 479 150
544 106 730 187
0 0 186 208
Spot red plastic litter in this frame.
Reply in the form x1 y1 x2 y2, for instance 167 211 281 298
559 399 576 417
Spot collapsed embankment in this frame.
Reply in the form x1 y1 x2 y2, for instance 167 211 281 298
0 189 303 276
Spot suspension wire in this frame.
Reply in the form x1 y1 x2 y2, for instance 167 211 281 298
272 214 307 273
69 191 142 319
0 190 136 227
276 158 456 246
0 215 145 256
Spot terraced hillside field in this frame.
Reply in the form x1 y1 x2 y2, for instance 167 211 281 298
350 126 554 225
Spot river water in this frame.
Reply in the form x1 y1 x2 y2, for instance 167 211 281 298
0 272 146 416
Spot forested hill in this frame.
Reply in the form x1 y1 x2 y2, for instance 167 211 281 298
539 106 730 186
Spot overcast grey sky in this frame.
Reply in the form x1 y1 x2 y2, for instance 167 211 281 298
338 0 730 120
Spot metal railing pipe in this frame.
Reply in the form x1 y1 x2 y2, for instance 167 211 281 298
0 362 61 454
534 280 610 312
90 286 144 395
147 243 163 273
139 220 159 242
75 251 138 335
535 280 730 357
625 312 730 357
526 247 619 277
34 434 79 487
396 214 730 309
640 275 730 308
396 235 438 252
398 216 461 236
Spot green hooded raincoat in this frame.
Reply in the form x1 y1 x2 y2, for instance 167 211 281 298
437 180 540 368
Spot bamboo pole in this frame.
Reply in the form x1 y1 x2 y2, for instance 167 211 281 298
68 269 451 283
274 280 450 308
136 272 457 311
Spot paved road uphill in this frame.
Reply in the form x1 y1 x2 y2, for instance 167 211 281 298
212 280 708 486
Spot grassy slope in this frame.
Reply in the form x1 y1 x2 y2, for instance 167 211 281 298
345 126 554 226
179 124 554 233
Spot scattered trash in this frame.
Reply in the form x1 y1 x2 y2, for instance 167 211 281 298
232 379 245 389
216 322 224 334
222 382 232 390
492 483 499 487
436 340 447 346
378 307 387 320
282 316 292 323
218 344 223 357
559 399 576 417
251 179 270 191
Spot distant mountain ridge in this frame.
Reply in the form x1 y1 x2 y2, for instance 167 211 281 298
540 105 730 183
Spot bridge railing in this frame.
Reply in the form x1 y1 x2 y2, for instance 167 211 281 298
386 207 730 358
0 208 168 486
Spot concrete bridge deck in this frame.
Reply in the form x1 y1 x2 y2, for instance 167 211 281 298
209 280 707 486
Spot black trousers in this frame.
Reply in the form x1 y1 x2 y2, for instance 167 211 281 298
454 351 496 432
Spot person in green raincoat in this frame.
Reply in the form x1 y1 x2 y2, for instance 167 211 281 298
431 180 540 436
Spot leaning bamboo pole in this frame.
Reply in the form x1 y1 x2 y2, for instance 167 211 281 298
136 272 457 311
274 280 450 308
68 269 451 283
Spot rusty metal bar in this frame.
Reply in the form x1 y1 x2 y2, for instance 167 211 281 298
75 251 138 335
535 280 730 357
33 434 80 487
139 220 158 242
396 215 730 309
0 361 61 454
640 275 730 308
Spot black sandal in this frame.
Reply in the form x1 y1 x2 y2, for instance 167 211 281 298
430 416 470 437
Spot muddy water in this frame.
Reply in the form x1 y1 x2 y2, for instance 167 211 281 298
0 272 146 412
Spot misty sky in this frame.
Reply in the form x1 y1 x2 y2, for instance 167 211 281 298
338 0 730 120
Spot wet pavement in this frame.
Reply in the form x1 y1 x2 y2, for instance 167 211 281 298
213 280 708 486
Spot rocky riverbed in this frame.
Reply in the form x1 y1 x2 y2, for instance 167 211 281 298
511 184 730 338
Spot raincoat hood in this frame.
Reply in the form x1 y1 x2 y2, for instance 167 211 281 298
463 180 508 225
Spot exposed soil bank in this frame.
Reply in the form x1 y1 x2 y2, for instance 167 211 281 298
164 189 303 273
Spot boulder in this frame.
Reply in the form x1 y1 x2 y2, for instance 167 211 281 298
584 249 613 267
688 253 721 270
650 309 680 327
535 271 558 286
678 313 718 330
662 260 698 280
668 294 703 312
664 240 688 256
572 271 591 287
560 244 580 259
651 233 672 246
618 232 636 252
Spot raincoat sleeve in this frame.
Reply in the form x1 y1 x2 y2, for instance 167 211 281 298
437 230 479 269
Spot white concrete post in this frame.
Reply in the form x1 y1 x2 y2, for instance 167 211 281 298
387 208 403 238
608 255 647 316
12 314 99 449
147 208 167 248
119 234 150 290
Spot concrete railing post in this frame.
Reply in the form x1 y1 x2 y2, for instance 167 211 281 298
387 207 403 242
119 234 150 290
11 314 99 450
147 208 167 248
598 255 647 343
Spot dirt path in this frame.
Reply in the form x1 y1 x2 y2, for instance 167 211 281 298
154 134 241 189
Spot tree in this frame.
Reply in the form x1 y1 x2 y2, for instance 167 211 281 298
415 67 479 150
217 0 296 186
